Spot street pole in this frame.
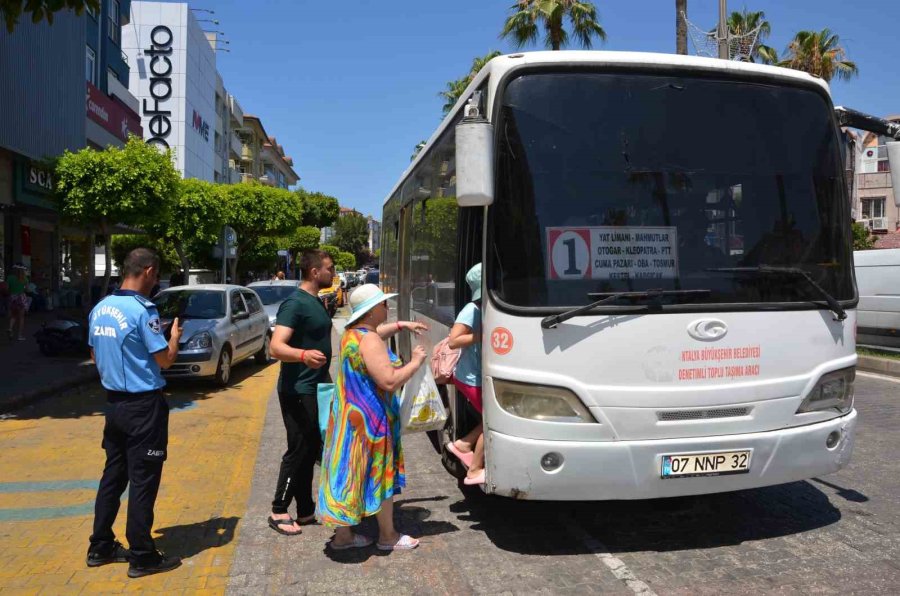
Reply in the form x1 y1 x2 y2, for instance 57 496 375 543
221 226 227 283
717 0 729 59
676 0 687 55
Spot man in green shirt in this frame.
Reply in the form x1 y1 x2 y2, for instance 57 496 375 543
267 250 335 535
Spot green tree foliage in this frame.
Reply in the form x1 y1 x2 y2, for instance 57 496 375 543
777 28 858 82
297 189 340 228
852 222 876 251
724 9 777 64
1 0 98 32
55 137 179 300
221 183 304 280
439 51 502 116
142 178 226 276
333 212 369 260
500 0 607 51
110 235 180 276
320 244 356 272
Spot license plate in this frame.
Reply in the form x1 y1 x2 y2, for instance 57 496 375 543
661 450 751 478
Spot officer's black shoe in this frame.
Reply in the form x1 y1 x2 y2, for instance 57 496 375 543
86 541 130 567
127 551 182 578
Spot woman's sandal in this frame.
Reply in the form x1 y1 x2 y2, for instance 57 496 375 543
463 469 485 486
267 516 303 536
445 442 474 468
328 533 375 550
377 534 420 551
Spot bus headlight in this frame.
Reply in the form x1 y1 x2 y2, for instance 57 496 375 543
796 367 855 414
493 379 596 423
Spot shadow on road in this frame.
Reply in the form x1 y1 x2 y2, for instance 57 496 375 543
450 480 841 556
6 361 275 420
323 496 459 564
154 515 240 559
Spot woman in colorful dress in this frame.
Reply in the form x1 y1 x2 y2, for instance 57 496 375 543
317 283 428 551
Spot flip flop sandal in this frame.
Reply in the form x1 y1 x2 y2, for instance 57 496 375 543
445 442 474 469
268 516 302 536
377 534 420 551
296 513 317 525
463 469 486 486
328 534 374 550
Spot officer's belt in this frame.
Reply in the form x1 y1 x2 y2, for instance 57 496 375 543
107 389 163 403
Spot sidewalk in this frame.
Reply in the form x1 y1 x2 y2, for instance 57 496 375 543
0 308 96 413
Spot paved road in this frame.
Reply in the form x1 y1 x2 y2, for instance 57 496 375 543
0 351 897 594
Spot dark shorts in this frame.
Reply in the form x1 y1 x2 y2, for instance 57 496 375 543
103 390 169 462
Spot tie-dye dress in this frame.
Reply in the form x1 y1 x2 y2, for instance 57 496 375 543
316 328 405 527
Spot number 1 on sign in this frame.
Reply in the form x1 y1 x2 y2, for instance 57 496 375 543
562 238 581 275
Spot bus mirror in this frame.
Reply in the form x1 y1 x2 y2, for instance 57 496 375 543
887 142 900 207
456 120 494 206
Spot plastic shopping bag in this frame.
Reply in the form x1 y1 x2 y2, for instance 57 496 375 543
316 383 335 439
399 366 447 434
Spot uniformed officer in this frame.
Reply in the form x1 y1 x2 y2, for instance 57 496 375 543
86 248 183 578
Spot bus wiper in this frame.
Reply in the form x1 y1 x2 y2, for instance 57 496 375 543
540 289 711 329
706 266 847 321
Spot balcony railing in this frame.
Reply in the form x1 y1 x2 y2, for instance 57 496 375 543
230 133 242 158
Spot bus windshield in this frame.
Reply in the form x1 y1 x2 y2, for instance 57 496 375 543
490 71 854 310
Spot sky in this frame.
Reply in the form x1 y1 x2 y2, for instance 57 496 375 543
195 0 900 219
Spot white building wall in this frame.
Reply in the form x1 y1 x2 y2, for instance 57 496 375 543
123 1 217 181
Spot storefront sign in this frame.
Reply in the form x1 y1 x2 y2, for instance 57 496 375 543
143 25 174 149
192 109 210 142
86 82 142 143
24 163 54 194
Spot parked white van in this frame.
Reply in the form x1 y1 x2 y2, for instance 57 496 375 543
854 248 900 348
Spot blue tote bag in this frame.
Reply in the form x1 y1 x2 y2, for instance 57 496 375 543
316 383 335 439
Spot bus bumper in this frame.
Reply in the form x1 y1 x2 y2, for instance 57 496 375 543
484 409 857 500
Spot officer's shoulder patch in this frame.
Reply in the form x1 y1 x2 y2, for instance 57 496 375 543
133 295 156 309
148 318 161 334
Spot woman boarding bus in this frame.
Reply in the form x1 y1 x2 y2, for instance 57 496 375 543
380 51 879 501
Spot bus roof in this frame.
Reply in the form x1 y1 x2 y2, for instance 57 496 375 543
384 50 831 206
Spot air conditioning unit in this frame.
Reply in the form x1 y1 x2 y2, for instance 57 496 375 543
871 217 889 232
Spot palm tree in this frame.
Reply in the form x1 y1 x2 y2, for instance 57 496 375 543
500 0 607 51
676 0 687 55
439 51 503 115
725 9 777 64
778 28 858 82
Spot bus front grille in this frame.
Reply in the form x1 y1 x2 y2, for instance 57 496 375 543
657 407 752 422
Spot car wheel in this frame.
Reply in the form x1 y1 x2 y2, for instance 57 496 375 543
255 333 271 364
215 347 232 387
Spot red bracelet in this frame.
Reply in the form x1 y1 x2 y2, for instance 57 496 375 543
397 322 402 332
299 349 306 363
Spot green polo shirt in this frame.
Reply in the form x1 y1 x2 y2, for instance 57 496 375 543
276 289 333 396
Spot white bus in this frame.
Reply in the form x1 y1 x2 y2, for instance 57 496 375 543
381 51 898 500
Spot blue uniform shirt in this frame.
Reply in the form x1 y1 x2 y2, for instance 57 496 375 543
88 290 169 393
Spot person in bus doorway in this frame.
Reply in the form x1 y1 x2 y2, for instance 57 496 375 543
445 263 485 485
317 283 428 551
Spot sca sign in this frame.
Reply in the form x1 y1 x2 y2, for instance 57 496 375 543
192 109 210 142
143 25 174 149
24 163 54 194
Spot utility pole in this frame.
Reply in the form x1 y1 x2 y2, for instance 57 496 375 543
676 0 687 55
717 0 729 59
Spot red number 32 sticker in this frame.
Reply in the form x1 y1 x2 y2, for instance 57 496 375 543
490 327 514 355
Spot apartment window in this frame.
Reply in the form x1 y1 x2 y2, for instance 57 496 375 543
86 46 96 84
861 197 886 220
108 0 120 44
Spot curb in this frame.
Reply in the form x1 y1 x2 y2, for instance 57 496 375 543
857 355 900 378
0 367 98 414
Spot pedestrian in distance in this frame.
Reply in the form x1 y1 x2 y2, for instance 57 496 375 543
445 263 486 485
317 283 428 551
266 250 336 536
7 263 31 341
86 248 183 578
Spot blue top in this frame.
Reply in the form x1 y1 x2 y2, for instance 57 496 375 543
88 290 169 393
454 302 482 387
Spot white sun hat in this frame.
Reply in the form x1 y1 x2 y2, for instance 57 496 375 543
346 284 398 327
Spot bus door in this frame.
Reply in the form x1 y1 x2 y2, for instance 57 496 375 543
395 203 414 361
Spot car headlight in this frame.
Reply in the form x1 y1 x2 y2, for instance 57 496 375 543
185 331 213 350
493 379 596 423
269 316 276 329
796 367 855 414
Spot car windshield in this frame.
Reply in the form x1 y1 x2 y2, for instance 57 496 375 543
154 290 226 319
251 285 297 305
490 71 853 309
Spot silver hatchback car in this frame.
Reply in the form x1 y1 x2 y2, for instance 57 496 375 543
246 279 301 332
153 284 271 386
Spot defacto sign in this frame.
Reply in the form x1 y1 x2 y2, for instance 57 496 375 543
86 82 142 142
144 25 174 149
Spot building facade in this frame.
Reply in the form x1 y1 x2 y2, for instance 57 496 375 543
367 216 381 253
236 116 299 189
855 115 900 234
122 1 218 180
